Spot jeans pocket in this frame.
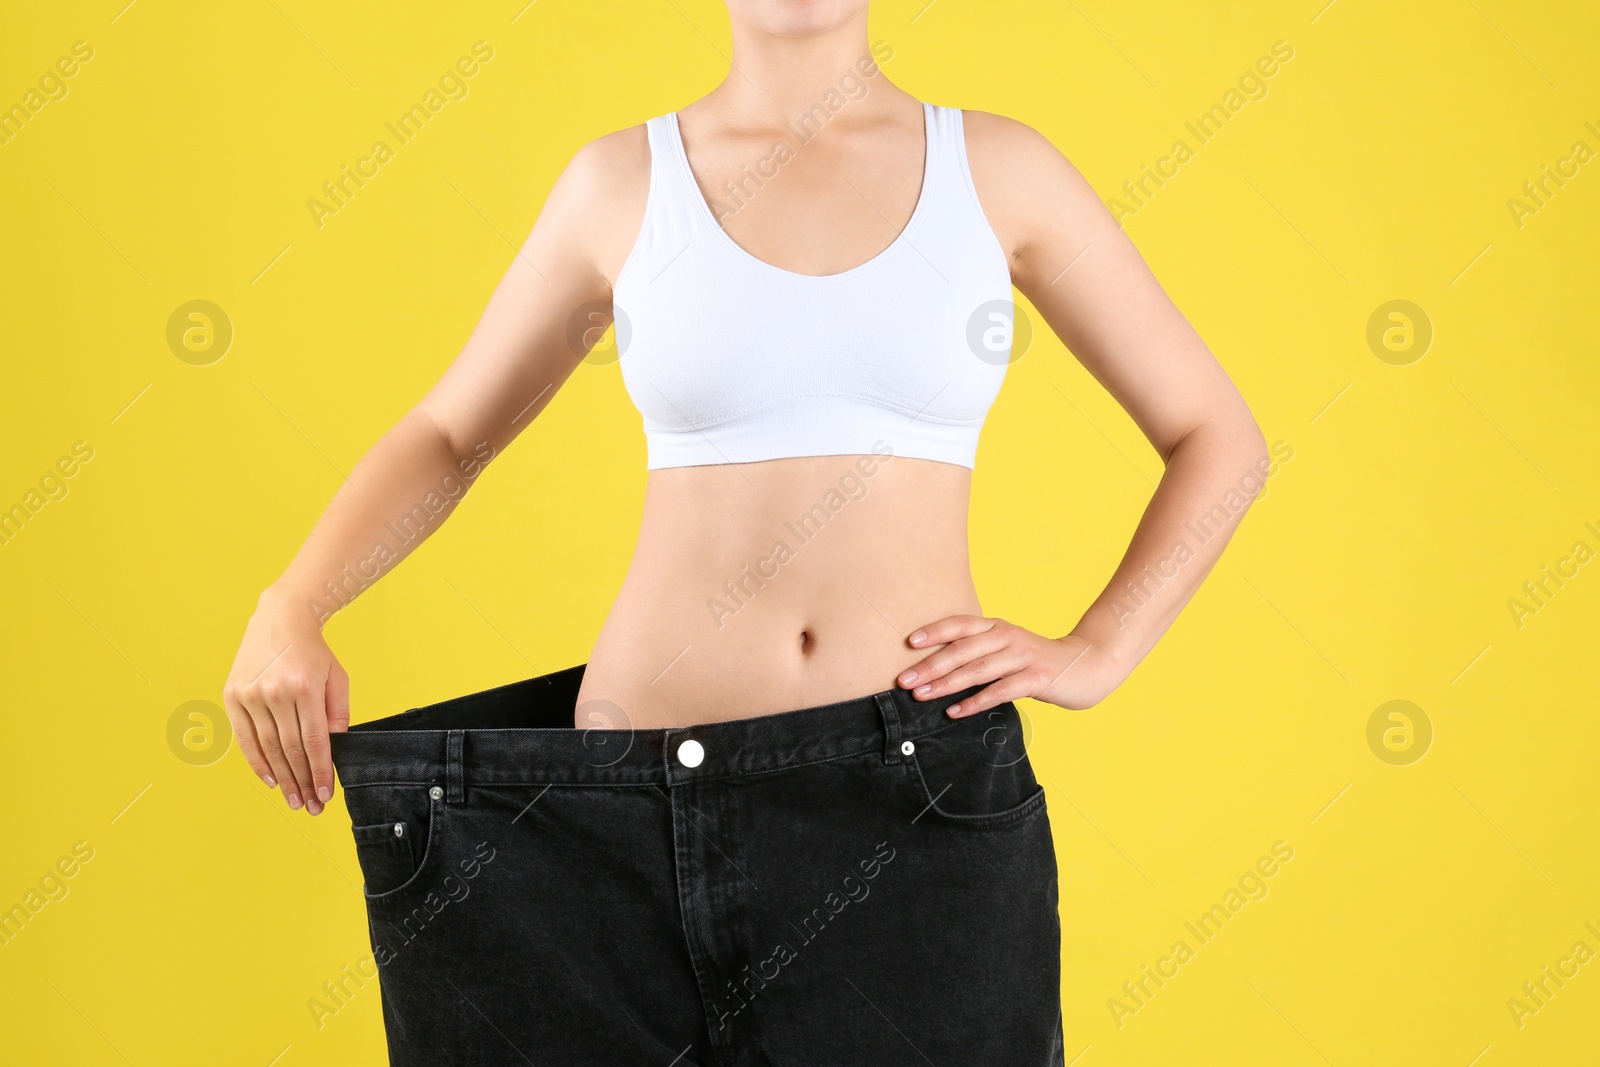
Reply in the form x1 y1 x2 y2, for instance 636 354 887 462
351 821 417 894
904 703 1047 829
345 785 441 904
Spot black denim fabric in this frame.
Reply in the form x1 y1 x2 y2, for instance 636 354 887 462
329 663 1063 1066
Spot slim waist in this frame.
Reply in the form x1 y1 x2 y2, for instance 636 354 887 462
328 663 996 789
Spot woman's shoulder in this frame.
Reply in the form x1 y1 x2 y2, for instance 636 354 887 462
956 106 1082 183
949 106 1100 270
524 119 653 287
554 119 652 210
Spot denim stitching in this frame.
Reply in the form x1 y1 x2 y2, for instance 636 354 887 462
360 792 443 909
907 751 1048 829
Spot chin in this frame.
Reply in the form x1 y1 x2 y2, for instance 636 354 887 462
725 0 868 36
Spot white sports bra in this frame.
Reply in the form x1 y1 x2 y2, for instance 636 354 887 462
613 101 1013 470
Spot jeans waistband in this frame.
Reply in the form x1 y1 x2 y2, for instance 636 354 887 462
329 663 994 794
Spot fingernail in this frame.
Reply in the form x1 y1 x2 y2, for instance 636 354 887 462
915 684 932 696
899 670 917 685
947 703 962 717
910 631 926 645
287 793 301 810
317 786 332 803
263 774 276 787
308 799 323 816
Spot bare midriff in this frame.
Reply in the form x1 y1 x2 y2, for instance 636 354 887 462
573 452 981 729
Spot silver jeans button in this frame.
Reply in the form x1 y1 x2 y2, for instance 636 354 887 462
677 739 705 768
900 740 915 756
428 785 444 800
393 822 405 837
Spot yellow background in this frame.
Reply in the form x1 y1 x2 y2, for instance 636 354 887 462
2 0 1597 1063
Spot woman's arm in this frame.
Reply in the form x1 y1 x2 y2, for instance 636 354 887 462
898 111 1269 715
224 129 640 813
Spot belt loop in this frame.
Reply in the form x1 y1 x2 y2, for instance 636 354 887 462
874 690 904 764
446 729 466 804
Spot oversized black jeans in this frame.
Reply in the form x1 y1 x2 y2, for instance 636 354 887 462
329 663 1063 1066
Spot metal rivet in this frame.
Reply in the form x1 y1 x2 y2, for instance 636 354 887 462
393 822 405 837
900 740 915 756
428 785 444 800
677 739 705 768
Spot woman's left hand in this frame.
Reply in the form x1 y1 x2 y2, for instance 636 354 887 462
896 615 1118 716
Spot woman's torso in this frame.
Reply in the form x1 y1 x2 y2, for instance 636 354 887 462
574 92 1013 729
581 458 981 728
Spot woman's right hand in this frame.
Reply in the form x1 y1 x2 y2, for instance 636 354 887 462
223 589 351 816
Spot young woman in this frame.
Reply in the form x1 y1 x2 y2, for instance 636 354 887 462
225 2 1266 1063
